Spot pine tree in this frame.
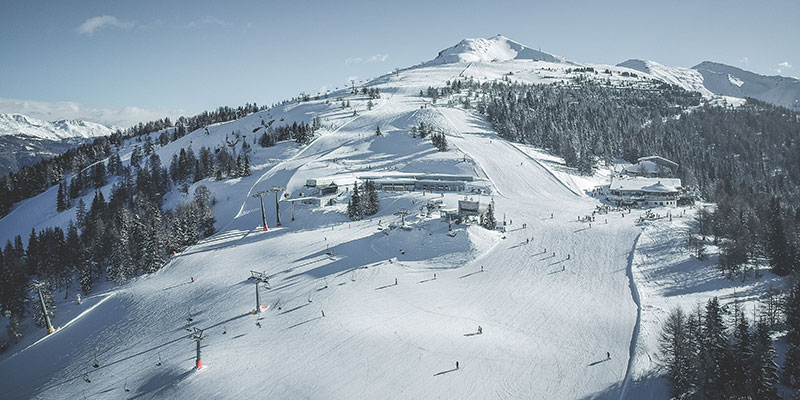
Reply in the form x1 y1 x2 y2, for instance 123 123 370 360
730 308 753 397
347 183 362 221
375 125 382 136
431 131 448 151
244 155 251 176
76 198 87 231
194 185 216 238
659 308 694 397
363 181 380 216
700 297 728 399
751 321 780 399
784 280 800 385
108 209 134 284
481 201 497 230
56 182 66 212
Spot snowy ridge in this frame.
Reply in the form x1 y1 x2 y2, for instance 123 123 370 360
424 34 567 66
617 59 714 97
0 113 115 141
692 61 800 110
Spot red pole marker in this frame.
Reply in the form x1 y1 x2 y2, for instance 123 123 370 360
196 359 202 370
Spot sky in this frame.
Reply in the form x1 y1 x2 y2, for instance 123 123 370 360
1 0 798 126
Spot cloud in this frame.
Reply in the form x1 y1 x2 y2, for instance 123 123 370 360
187 16 229 28
76 15 134 35
367 54 389 63
779 61 792 69
345 54 389 65
0 97 185 129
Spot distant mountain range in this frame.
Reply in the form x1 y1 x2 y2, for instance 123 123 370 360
0 113 115 175
423 34 800 111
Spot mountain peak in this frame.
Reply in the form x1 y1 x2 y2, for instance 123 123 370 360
0 112 114 141
424 35 566 66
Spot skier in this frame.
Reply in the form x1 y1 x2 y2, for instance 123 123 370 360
551 213 554 219
256 321 262 328
481 265 484 272
434 273 437 279
478 325 482 334
321 310 325 317
567 254 570 260
456 361 459 369
76 293 82 305
562 265 565 272
191 277 194 283
607 352 611 360
395 278 398 285
526 238 529 244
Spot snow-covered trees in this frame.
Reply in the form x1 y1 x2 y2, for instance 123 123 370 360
347 181 380 221
431 131 447 151
480 201 497 230
659 297 782 399
194 185 216 238
347 183 362 221
363 181 380 216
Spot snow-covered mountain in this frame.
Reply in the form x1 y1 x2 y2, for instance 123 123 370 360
0 35 790 400
0 113 116 174
0 113 115 141
617 59 714 97
424 34 567 66
692 61 800 110
618 59 800 110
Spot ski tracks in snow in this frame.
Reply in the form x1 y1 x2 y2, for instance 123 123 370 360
620 231 644 399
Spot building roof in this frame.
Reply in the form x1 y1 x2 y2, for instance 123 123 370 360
610 176 681 192
636 155 679 169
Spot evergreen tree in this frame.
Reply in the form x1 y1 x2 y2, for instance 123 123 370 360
751 321 780 399
659 308 694 397
481 201 497 230
784 280 800 385
375 125 382 136
431 131 448 151
347 183 362 221
700 297 729 399
363 181 380 216
76 198 87 231
56 182 66 212
108 209 134 284
730 308 753 397
194 185 216 238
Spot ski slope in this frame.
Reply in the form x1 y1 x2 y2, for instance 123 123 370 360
1 42 771 399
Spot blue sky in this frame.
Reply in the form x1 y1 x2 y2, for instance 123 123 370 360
1 0 797 119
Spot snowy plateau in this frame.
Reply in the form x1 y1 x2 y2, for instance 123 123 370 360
0 35 791 399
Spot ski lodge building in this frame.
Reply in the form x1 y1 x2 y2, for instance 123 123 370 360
358 173 473 192
305 173 473 195
607 176 682 208
623 156 679 177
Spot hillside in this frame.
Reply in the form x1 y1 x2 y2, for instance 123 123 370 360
0 36 792 399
